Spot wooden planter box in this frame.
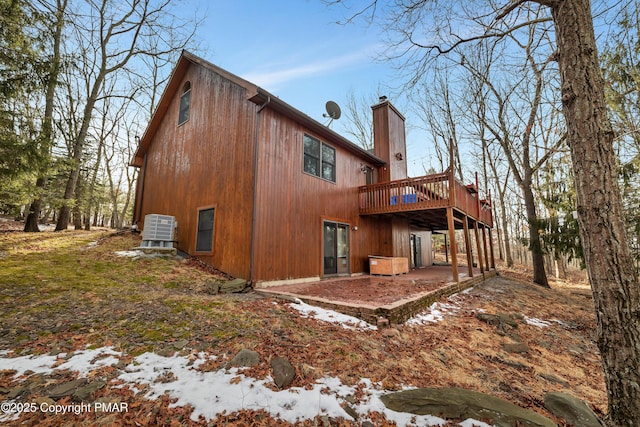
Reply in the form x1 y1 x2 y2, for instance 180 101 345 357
369 256 409 276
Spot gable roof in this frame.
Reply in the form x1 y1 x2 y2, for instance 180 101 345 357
132 50 385 167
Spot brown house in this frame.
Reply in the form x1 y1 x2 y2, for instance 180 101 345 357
132 51 494 287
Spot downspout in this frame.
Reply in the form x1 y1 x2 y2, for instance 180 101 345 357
133 153 148 227
249 96 271 285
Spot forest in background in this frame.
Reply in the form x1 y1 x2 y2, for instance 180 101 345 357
2 0 640 423
1 0 638 285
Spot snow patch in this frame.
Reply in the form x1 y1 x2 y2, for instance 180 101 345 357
0 347 121 378
524 316 552 328
406 302 459 325
289 299 377 330
114 250 142 258
0 348 490 426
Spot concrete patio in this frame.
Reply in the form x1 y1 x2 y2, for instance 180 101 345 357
257 265 498 325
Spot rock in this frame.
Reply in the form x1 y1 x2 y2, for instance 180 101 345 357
7 386 25 399
270 356 295 389
382 328 400 338
544 392 602 427
380 387 556 427
73 380 106 401
220 278 247 293
156 348 174 357
377 317 390 328
476 313 521 335
226 349 260 369
204 281 220 294
47 378 88 399
35 396 55 407
538 373 570 387
503 342 530 354
343 404 359 420
172 339 189 350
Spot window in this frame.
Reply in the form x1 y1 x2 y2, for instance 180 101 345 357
178 81 191 125
195 207 214 252
303 134 336 182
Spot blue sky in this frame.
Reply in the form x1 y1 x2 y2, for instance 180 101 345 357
181 0 434 176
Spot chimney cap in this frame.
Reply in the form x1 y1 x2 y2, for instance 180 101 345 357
379 95 388 102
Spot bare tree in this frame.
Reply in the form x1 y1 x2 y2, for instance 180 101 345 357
455 13 563 287
328 0 640 423
342 89 375 150
54 0 197 231
412 71 464 179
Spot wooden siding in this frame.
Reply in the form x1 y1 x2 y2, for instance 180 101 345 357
137 63 257 279
251 108 393 282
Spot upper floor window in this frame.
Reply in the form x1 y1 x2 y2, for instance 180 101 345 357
178 81 191 125
303 134 335 182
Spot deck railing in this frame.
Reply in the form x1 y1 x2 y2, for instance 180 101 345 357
358 172 493 227
358 173 450 214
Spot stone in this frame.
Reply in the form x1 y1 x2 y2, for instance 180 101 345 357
343 404 359 420
544 392 602 427
270 356 295 389
476 313 520 335
226 349 260 369
34 396 55 407
380 387 556 427
476 312 503 326
172 339 189 350
377 317 390 328
7 387 25 399
219 278 247 293
382 328 400 338
47 378 88 399
204 281 220 294
73 380 106 401
156 348 174 357
538 373 570 388
503 342 530 354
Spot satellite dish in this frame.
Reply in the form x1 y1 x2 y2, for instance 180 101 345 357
324 101 341 120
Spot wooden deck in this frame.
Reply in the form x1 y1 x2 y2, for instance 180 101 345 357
358 171 493 229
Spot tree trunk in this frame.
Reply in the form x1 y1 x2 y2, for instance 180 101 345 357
23 178 45 232
499 201 513 267
24 0 66 233
523 183 549 287
551 0 640 424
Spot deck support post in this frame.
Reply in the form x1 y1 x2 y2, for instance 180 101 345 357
446 207 459 282
462 215 473 277
481 226 490 271
473 220 485 274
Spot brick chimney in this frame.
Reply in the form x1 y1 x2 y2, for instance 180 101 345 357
372 97 407 182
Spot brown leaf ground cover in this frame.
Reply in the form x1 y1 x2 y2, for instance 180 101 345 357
0 225 605 426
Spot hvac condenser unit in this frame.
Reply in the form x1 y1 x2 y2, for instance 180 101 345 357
139 214 177 252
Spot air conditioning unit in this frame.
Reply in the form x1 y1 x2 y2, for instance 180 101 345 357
139 214 177 252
